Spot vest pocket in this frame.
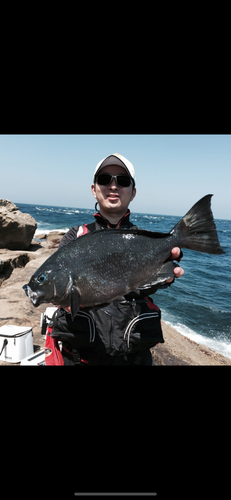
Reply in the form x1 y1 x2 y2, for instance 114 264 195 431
52 308 95 349
124 310 164 351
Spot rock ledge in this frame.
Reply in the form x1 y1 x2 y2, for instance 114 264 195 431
0 199 37 250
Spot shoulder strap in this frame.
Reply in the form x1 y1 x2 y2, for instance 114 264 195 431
76 222 97 238
86 222 97 232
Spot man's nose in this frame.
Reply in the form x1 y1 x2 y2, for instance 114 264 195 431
109 178 118 188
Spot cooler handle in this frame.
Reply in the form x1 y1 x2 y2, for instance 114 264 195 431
0 339 8 356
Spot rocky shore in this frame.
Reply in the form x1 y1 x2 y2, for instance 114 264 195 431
0 230 230 365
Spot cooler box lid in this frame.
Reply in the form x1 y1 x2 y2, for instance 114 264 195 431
0 325 32 338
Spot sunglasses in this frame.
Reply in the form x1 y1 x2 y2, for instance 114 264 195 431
96 173 132 188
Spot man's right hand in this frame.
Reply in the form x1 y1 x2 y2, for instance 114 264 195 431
63 306 71 313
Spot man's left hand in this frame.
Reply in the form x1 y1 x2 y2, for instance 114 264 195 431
166 247 184 283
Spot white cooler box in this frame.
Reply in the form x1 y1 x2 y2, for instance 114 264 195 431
0 325 34 363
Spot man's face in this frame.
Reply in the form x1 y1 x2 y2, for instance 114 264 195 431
91 165 136 215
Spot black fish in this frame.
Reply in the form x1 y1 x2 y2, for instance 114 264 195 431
23 195 225 319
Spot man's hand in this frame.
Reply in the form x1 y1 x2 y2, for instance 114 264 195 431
63 306 71 313
165 247 184 283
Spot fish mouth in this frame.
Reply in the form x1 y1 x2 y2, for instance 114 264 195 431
22 284 45 307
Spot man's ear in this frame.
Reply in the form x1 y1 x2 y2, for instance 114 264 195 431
91 184 97 199
130 187 136 202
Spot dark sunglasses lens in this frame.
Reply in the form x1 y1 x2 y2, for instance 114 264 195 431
97 174 112 185
117 176 131 187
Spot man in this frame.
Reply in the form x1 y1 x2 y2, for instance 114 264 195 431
48 153 184 365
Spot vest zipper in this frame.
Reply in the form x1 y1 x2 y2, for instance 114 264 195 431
103 310 113 352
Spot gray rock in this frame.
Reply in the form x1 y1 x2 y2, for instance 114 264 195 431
0 199 37 250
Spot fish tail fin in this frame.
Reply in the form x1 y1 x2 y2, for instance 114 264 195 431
173 195 225 255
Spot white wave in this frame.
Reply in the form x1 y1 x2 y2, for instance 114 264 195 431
35 206 50 211
143 215 158 220
35 228 69 236
165 320 231 360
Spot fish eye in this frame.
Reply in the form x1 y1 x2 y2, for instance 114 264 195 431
37 274 46 283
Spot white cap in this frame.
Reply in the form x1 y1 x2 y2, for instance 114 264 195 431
93 153 136 185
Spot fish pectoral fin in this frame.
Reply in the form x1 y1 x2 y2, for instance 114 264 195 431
139 262 178 289
157 261 179 283
69 286 80 320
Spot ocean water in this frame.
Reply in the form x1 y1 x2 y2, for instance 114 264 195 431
17 202 231 360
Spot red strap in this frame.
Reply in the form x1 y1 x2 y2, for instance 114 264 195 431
45 326 64 366
81 224 89 235
145 296 160 312
116 211 130 228
76 224 90 237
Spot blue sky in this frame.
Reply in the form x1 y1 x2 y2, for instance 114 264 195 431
1 134 230 219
